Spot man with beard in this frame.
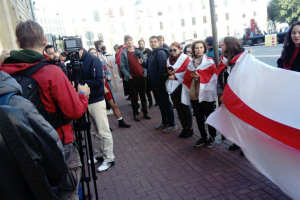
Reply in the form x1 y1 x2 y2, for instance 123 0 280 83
45 45 68 76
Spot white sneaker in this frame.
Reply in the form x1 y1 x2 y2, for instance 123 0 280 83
97 161 115 172
106 109 113 115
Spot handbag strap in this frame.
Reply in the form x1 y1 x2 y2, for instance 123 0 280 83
0 107 59 200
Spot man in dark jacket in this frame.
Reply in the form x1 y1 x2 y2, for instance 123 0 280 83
120 35 151 121
142 36 177 133
78 48 115 172
45 44 68 76
0 20 89 200
0 71 65 200
158 35 170 49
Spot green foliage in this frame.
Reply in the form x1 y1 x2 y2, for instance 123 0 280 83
268 0 300 23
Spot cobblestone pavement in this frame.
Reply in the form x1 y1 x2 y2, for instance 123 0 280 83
88 79 290 200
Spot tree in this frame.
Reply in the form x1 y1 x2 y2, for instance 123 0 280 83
268 0 300 24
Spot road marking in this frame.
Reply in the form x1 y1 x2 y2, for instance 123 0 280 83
254 55 280 58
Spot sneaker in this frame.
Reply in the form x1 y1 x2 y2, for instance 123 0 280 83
162 125 178 133
205 138 215 148
195 138 207 147
183 129 193 138
106 109 113 116
126 96 131 100
88 156 103 165
98 161 115 172
119 119 131 128
144 114 152 119
179 129 186 138
134 115 140 121
148 103 153 108
155 123 168 130
228 143 240 150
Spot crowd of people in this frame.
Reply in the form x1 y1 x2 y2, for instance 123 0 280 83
0 19 300 200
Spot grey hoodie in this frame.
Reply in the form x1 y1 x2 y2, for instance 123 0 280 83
0 71 64 157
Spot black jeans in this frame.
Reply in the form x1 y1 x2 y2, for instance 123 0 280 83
152 84 175 126
146 78 153 105
129 77 148 115
170 85 193 129
191 100 216 140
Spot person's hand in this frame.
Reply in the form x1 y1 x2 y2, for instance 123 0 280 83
168 70 175 75
248 49 253 54
138 59 143 64
106 76 111 81
191 71 199 78
143 74 146 77
169 75 175 80
219 95 223 102
78 83 90 95
129 77 132 79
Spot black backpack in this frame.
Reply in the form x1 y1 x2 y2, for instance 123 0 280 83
12 61 69 143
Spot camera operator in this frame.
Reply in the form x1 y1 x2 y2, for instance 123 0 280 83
77 48 116 172
0 20 90 200
45 45 68 76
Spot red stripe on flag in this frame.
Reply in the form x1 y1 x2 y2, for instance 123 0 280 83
223 84 300 150
176 57 190 74
183 70 192 89
197 64 217 84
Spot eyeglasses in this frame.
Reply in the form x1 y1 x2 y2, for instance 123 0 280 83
169 49 177 52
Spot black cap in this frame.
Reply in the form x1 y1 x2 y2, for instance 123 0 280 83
205 36 213 46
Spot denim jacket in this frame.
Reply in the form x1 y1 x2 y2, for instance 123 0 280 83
120 48 147 81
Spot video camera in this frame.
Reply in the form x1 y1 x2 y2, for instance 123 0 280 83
63 37 83 52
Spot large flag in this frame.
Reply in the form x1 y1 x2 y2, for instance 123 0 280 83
182 54 217 105
206 52 300 199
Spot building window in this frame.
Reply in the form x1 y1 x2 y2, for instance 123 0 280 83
242 13 246 18
179 4 183 12
94 11 100 22
254 12 257 17
139 25 142 33
111 25 115 33
193 31 197 39
241 0 245 3
148 9 151 17
170 22 173 29
201 0 206 9
149 23 152 31
192 17 196 25
55 20 57 24
168 5 172 14
158 12 163 16
72 18 76 23
136 11 141 19
226 13 229 20
109 8 114 18
49 27 52 31
204 29 207 37
224 0 228 6
122 22 126 32
216 14 218 22
160 22 163 30
120 7 125 16
203 16 207 23
183 32 186 41
98 33 103 40
181 19 185 27
227 26 230 35
190 2 194 11
44 18 46 24
172 34 175 42
82 18 86 22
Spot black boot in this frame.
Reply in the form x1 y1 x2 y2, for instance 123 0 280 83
228 143 240 150
110 127 113 132
179 129 186 138
119 119 131 128
183 129 193 138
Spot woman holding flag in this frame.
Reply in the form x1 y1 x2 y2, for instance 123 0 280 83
181 41 218 147
165 42 193 138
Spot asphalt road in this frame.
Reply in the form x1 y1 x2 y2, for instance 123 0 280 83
244 44 283 67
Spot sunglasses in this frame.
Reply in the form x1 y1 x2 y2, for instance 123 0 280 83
169 49 177 52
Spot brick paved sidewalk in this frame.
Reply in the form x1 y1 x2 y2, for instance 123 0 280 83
89 79 290 200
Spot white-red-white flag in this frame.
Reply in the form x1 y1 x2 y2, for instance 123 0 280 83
165 53 190 94
206 52 300 200
181 54 217 105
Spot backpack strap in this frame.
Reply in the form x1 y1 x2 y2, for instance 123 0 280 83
0 92 18 105
0 107 59 200
22 61 53 77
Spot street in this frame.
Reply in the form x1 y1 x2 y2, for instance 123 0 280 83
244 44 283 66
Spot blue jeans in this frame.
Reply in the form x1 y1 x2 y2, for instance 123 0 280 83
152 86 175 127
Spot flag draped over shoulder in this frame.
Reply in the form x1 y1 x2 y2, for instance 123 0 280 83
181 54 217 105
165 53 190 94
206 52 300 200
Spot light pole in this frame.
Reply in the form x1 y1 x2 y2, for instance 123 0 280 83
209 0 219 65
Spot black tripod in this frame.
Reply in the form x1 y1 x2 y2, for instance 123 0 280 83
67 52 98 200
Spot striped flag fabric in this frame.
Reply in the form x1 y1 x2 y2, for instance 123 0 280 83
206 52 300 199
181 54 217 105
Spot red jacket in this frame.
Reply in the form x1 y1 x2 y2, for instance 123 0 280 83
0 61 88 144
